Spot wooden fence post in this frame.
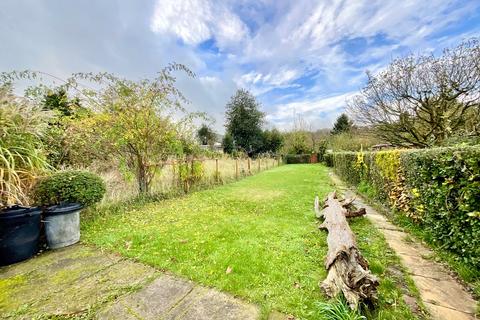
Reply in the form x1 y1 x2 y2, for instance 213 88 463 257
258 158 261 172
186 159 189 193
235 158 239 179
172 160 176 189
215 158 219 183
247 158 251 175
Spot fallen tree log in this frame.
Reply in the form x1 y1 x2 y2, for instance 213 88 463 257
314 191 378 309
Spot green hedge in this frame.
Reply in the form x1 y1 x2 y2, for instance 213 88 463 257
332 146 480 267
323 152 334 167
284 154 311 164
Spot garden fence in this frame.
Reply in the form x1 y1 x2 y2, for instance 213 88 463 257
101 156 282 202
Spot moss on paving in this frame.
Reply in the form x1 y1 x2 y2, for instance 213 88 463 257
0 245 157 319
82 164 421 319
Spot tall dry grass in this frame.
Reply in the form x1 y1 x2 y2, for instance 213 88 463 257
0 87 51 207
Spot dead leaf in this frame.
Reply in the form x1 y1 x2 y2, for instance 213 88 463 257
226 266 233 274
124 240 132 250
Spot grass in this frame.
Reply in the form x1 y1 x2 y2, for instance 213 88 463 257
317 298 367 320
82 164 422 319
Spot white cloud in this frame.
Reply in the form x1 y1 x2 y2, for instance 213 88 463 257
235 68 300 94
238 0 477 83
150 0 248 49
151 0 210 45
267 91 357 130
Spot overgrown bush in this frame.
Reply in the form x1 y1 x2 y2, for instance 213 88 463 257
34 170 106 206
178 160 205 192
284 154 311 164
332 146 480 267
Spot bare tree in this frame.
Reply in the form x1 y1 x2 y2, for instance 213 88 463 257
348 38 480 147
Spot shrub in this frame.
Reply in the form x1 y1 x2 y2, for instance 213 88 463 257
331 146 480 267
284 154 311 164
178 160 205 192
33 170 106 207
317 141 327 162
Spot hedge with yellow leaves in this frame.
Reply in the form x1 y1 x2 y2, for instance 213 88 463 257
330 146 480 267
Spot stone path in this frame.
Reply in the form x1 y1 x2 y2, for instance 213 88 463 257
330 173 478 320
0 245 259 319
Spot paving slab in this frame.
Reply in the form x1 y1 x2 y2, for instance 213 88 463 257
0 245 156 319
329 173 478 320
98 276 260 320
171 287 259 320
97 275 195 319
1 244 260 320
426 302 475 320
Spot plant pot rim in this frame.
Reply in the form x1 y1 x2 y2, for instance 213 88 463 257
45 203 83 216
0 205 42 219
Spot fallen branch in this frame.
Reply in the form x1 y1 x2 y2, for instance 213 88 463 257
345 208 366 218
340 196 356 208
314 191 378 309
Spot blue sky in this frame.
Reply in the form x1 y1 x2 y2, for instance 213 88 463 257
1 0 480 132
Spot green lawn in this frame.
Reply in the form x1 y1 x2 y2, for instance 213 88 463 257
82 164 421 319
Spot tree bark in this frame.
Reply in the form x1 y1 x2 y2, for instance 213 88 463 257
314 192 378 309
137 162 149 194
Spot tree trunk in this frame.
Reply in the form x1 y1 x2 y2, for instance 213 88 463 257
137 159 149 194
315 192 378 309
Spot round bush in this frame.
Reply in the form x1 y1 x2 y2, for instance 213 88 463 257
33 170 106 207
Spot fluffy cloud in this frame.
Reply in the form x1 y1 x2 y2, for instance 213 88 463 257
266 91 357 130
236 0 479 95
150 0 248 49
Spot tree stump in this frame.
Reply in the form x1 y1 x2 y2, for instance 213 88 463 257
314 191 378 309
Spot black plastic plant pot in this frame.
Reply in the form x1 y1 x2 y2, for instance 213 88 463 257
44 203 83 249
0 205 42 266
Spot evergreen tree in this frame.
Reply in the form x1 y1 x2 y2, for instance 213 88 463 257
43 89 82 117
222 133 234 154
42 88 86 167
224 89 265 156
331 113 352 135
197 124 216 146
261 128 284 154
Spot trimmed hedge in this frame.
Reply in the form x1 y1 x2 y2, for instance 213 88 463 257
284 154 311 164
332 146 480 267
34 170 106 207
324 152 334 167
